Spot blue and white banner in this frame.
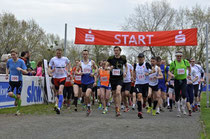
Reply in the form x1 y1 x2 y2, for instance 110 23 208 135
0 75 45 108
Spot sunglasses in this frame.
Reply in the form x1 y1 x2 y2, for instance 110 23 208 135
176 56 182 58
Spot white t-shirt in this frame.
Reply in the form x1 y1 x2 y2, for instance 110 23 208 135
49 56 70 79
187 67 198 84
123 63 133 83
191 64 203 85
149 66 159 86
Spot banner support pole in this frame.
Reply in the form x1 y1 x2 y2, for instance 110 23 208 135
206 23 209 108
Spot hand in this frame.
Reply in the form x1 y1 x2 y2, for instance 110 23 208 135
145 73 149 76
110 66 114 70
31 71 36 74
5 75 8 80
123 73 127 77
93 82 97 87
154 76 157 79
16 67 22 71
90 73 94 77
165 81 169 86
187 75 191 80
51 68 55 73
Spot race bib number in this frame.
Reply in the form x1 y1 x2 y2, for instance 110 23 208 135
177 69 185 75
101 77 108 81
55 68 65 74
83 68 91 74
66 77 71 82
11 75 19 82
138 74 145 81
75 76 81 81
112 69 120 76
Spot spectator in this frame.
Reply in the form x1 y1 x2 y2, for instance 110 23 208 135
35 61 43 77
25 51 31 69
0 54 11 74
20 51 27 64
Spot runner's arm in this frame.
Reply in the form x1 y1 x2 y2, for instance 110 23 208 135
157 67 163 79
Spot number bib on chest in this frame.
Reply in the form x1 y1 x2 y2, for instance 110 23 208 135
55 68 65 74
137 74 145 81
112 69 120 76
11 75 19 82
101 77 108 81
75 75 81 81
83 68 91 74
149 74 156 82
177 68 185 75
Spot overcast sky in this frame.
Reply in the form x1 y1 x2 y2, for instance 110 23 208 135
0 0 209 41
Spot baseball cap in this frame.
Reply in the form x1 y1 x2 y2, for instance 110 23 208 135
138 53 144 58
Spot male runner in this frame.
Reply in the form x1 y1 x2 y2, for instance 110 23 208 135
106 46 127 117
122 62 133 112
48 48 70 114
168 51 191 117
133 53 152 119
147 57 163 116
77 50 98 116
6 49 28 115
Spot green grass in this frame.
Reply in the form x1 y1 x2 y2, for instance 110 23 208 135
0 103 56 115
200 92 210 139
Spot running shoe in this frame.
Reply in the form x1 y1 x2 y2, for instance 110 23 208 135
98 104 102 110
177 109 181 117
189 110 192 116
121 105 125 110
156 108 160 114
86 109 91 116
102 109 107 114
132 104 135 110
124 107 130 112
74 107 78 112
14 99 18 106
147 107 152 114
116 107 121 117
15 110 20 116
167 106 170 109
56 107 60 114
195 105 198 111
138 112 143 119
54 104 58 111
107 102 111 107
152 109 156 116
160 107 164 112
169 108 173 112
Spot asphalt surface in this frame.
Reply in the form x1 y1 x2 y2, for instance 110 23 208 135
0 105 201 139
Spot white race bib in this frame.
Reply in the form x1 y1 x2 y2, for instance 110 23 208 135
138 74 145 81
101 77 108 81
75 76 81 81
83 68 91 74
112 69 120 76
66 77 71 82
177 69 185 75
11 75 19 82
55 68 65 74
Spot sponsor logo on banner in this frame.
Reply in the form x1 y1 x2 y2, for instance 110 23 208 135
85 30 95 42
0 82 14 102
27 81 42 103
175 31 186 43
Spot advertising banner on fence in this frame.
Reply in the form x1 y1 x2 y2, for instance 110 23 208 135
75 27 197 46
0 75 45 108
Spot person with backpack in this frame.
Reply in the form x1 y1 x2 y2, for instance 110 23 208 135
167 51 191 117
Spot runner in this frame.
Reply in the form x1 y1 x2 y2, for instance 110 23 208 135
168 51 191 117
147 57 163 116
63 71 74 109
197 61 205 107
48 48 70 114
122 62 133 112
106 46 127 117
99 60 111 114
166 74 175 112
5 49 28 115
131 81 136 110
157 57 169 114
97 61 103 110
77 50 98 116
186 59 198 116
72 60 82 111
190 58 204 111
133 53 152 119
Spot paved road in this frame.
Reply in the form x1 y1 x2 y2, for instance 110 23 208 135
0 106 201 139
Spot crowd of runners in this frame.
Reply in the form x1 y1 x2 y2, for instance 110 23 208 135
5 46 206 118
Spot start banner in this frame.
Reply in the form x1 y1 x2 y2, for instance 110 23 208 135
75 27 197 46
